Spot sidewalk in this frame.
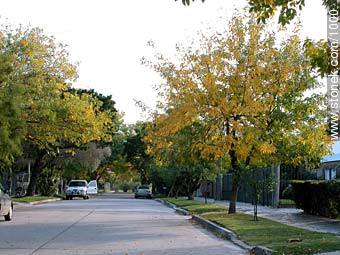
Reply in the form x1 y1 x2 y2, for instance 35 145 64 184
195 197 340 236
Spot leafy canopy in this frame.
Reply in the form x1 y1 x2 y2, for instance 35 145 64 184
145 13 330 171
0 25 114 168
176 0 338 25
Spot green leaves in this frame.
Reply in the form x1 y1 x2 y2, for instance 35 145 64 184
0 48 25 168
0 25 116 169
176 0 205 6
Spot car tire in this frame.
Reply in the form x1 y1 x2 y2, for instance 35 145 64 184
134 195 138 199
66 195 69 200
4 206 13 221
69 196 73 200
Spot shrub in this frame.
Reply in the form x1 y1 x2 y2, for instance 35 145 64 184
117 181 138 192
37 168 58 196
291 180 340 218
121 182 130 192
282 185 294 199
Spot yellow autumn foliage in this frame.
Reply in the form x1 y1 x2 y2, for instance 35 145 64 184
144 13 330 172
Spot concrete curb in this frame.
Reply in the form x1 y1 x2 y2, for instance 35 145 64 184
14 198 62 207
29 198 62 205
155 198 191 216
155 198 273 255
192 214 252 250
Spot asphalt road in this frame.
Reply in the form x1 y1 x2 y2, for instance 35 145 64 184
0 194 246 255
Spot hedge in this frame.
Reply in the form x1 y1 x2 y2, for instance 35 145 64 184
291 180 340 218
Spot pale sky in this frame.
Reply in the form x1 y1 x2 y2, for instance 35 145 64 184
0 0 326 123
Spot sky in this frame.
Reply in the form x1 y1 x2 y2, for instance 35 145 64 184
0 0 327 123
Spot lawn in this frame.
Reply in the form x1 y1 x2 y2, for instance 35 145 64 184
12 195 59 203
279 199 296 206
163 197 226 214
162 198 340 255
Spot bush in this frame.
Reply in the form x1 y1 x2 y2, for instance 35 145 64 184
291 180 340 218
121 182 129 192
282 185 294 199
37 168 58 196
117 181 138 192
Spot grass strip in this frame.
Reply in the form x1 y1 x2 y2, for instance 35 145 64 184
162 198 340 255
12 195 58 203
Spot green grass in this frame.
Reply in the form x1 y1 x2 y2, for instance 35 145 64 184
279 199 296 206
163 197 226 214
163 198 340 255
12 195 59 203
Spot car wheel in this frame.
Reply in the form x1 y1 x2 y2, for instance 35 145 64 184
66 195 69 200
69 196 73 200
4 206 13 221
134 195 138 199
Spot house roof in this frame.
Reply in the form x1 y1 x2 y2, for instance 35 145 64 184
321 140 340 163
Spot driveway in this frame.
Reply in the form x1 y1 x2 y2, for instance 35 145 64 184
0 194 246 255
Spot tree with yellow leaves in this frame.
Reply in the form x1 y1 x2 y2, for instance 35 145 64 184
145 13 330 213
0 26 114 195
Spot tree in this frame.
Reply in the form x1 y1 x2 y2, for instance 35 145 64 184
0 49 25 168
69 88 118 113
176 0 339 25
176 0 205 6
176 0 338 80
61 142 111 180
0 26 114 195
242 167 275 221
124 122 152 184
147 121 222 200
145 13 330 213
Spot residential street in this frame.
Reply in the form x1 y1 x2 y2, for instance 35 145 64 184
0 194 246 255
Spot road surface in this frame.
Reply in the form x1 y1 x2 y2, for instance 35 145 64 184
0 194 246 255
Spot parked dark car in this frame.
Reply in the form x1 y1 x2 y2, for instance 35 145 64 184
0 184 13 221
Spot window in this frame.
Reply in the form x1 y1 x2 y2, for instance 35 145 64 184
69 181 86 187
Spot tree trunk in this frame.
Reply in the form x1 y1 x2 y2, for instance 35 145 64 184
228 142 240 214
26 154 46 196
254 202 258 221
187 192 194 200
228 173 240 214
175 189 179 199
254 193 259 221
26 167 41 196
168 184 175 197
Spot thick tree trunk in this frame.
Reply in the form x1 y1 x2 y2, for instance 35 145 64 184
26 153 46 196
26 167 41 196
228 173 240 214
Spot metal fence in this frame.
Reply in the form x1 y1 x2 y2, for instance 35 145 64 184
198 165 316 207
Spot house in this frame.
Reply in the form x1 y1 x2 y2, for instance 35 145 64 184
319 140 340 180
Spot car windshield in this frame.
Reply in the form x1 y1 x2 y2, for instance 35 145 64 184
139 186 149 190
69 181 86 187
